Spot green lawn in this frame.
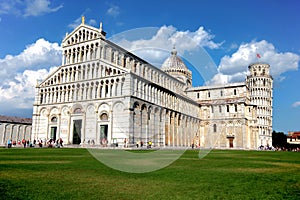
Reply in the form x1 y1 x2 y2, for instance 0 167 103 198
0 148 299 200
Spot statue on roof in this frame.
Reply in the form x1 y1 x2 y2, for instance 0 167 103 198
81 16 85 24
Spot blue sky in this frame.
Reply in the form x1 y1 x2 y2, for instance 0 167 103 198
0 0 299 133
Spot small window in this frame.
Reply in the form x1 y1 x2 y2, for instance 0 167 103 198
211 106 214 113
220 90 223 96
197 92 200 99
208 91 210 98
234 89 237 95
123 57 126 68
219 105 222 113
227 105 230 112
111 51 115 63
234 105 238 112
213 124 217 132
133 62 137 73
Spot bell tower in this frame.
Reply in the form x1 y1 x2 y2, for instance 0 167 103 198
246 63 273 147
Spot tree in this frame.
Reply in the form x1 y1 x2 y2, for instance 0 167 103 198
272 130 287 148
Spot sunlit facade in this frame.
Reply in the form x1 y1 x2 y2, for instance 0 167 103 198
32 19 272 149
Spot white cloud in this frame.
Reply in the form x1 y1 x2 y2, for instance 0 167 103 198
106 5 120 17
0 66 58 112
24 0 63 17
0 38 61 82
292 101 300 108
0 38 61 111
208 40 300 85
111 25 222 66
0 0 19 15
206 73 229 85
0 0 62 17
0 68 56 108
120 25 221 51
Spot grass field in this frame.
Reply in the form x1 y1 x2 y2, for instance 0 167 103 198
0 148 299 200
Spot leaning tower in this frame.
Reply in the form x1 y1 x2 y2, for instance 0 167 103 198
246 63 273 147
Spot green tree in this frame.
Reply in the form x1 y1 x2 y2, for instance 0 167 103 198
272 130 287 148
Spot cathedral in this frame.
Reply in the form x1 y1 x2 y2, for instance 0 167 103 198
31 18 273 149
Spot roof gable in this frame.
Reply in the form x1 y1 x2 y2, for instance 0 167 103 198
62 23 106 47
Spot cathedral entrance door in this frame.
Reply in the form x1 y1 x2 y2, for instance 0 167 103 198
50 127 57 141
100 125 108 145
73 120 82 144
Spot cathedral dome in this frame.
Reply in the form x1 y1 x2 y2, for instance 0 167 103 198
161 48 188 71
161 48 192 87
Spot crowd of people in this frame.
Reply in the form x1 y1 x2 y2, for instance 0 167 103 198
7 139 33 148
5 138 299 152
6 138 63 148
273 146 300 152
258 145 300 152
134 140 153 148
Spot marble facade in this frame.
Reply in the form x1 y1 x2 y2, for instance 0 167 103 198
31 19 273 149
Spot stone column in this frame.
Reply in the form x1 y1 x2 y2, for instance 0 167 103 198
1 123 6 145
169 112 174 147
100 84 104 98
174 113 178 146
57 114 61 140
57 90 61 103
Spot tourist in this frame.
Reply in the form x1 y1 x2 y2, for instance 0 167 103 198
22 138 26 148
55 139 59 148
38 140 43 148
102 138 107 147
48 139 52 148
124 138 127 148
59 138 63 147
7 139 12 148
